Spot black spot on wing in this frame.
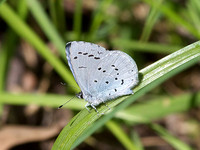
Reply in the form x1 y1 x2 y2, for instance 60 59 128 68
78 52 82 54
88 55 94 57
105 81 109 84
94 57 100 59
74 56 77 59
121 79 124 85
98 67 101 70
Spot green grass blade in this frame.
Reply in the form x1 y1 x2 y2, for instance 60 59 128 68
27 0 66 60
0 3 78 90
73 0 82 40
1 92 200 124
112 39 181 54
0 31 16 91
49 0 66 35
187 0 200 32
0 0 6 5
0 0 28 91
106 120 138 150
131 131 144 150
49 0 58 30
17 0 28 18
143 0 200 39
116 92 200 124
151 123 193 150
52 41 200 149
88 0 113 40
1 91 199 124
0 92 85 110
140 0 163 42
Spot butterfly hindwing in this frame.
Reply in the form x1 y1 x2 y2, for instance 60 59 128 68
88 50 138 100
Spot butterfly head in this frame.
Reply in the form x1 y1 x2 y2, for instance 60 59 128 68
76 91 83 99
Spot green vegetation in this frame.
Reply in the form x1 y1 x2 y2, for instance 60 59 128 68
0 0 200 149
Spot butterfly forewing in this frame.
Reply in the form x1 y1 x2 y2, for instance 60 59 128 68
66 41 107 96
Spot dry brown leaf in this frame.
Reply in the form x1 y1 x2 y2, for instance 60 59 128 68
0 125 62 150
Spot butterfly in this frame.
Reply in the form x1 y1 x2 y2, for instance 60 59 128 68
65 41 139 112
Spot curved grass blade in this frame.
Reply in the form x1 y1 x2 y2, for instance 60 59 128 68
0 0 28 91
88 0 113 40
106 120 138 150
116 92 200 124
0 3 78 90
143 0 200 39
0 92 85 110
52 41 200 149
49 0 66 35
73 0 82 40
151 123 193 150
140 0 163 42
112 39 181 54
131 130 144 150
27 0 66 59
0 92 199 124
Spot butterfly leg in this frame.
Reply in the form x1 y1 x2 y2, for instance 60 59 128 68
85 103 91 113
90 103 104 116
105 103 111 110
102 101 111 110
90 104 99 114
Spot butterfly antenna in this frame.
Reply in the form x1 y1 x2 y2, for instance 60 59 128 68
58 95 76 109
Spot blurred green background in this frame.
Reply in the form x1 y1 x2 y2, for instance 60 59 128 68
0 0 200 150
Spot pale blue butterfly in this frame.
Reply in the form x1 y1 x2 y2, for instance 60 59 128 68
66 41 139 112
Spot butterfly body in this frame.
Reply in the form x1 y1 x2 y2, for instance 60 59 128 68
66 41 138 110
